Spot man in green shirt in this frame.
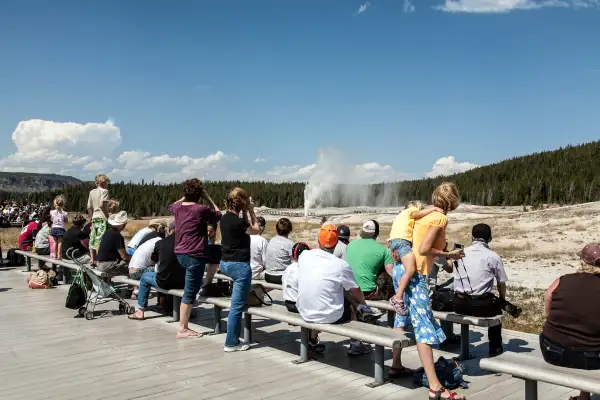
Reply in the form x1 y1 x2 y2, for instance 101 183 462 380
346 220 394 300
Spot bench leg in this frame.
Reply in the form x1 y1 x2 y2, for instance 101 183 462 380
243 313 252 344
62 267 70 285
366 345 386 388
26 257 31 272
212 305 222 335
524 379 538 400
171 296 181 323
387 310 395 328
292 327 310 364
459 324 473 360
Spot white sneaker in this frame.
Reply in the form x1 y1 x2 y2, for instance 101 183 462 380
357 305 383 324
224 344 250 353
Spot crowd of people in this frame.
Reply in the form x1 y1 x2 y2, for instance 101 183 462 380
1 200 50 227
12 174 600 400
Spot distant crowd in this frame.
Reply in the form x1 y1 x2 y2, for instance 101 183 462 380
13 174 600 400
1 200 50 226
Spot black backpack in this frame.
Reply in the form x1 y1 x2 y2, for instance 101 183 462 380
431 287 455 312
6 249 25 266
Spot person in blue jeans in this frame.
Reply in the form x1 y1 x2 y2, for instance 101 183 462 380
169 179 221 339
219 188 261 352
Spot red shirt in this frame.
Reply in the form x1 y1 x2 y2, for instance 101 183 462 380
18 221 38 250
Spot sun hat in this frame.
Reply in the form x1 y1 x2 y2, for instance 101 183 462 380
108 211 129 226
337 225 351 240
360 220 378 238
319 224 338 249
292 242 311 260
580 243 600 267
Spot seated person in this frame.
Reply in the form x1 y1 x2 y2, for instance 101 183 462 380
541 243 600 400
126 219 166 255
137 219 168 248
129 221 185 320
18 213 40 251
265 218 294 284
61 214 91 263
452 224 521 357
297 224 381 356
282 242 311 313
346 220 394 300
200 222 222 296
128 234 162 280
250 217 268 279
96 211 131 275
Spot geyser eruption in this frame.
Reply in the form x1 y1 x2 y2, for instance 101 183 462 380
303 148 402 216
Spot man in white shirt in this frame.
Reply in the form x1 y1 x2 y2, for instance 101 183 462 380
249 217 268 279
297 224 381 356
333 225 350 260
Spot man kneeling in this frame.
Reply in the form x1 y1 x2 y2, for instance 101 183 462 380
128 221 185 320
297 224 382 356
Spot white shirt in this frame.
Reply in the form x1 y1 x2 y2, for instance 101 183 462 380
250 235 268 279
282 261 299 302
297 249 359 323
454 240 508 296
128 227 152 250
266 235 294 275
333 241 347 260
129 237 161 271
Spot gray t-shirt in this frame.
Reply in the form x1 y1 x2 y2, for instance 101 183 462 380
265 235 294 276
453 241 508 296
333 241 347 260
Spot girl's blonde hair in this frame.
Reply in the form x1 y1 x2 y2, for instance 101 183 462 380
431 182 460 212
405 200 425 211
95 174 110 186
227 187 249 213
107 200 119 213
581 261 600 275
53 195 66 211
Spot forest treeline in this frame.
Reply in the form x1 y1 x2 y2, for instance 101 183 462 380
2 141 599 217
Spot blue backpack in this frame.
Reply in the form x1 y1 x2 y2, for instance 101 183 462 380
414 356 468 390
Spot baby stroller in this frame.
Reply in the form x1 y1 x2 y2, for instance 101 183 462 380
68 250 135 320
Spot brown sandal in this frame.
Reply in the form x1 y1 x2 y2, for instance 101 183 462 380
429 387 466 399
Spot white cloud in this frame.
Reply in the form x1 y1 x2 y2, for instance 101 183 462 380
404 0 416 12
426 156 480 178
433 0 596 12
356 2 371 15
254 157 267 163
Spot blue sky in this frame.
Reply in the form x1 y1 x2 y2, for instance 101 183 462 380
0 0 598 183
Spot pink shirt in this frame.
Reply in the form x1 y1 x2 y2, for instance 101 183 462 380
50 210 68 230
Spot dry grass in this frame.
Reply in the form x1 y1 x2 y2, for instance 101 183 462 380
503 285 546 334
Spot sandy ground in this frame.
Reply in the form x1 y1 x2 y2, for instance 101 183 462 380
259 202 600 290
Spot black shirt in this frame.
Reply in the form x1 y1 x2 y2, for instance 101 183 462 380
97 227 126 262
153 234 185 290
137 231 162 248
219 212 250 262
62 226 89 259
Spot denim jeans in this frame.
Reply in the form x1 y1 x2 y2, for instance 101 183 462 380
137 271 158 310
176 255 207 305
219 260 252 348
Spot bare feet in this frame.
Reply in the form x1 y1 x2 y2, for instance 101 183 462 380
176 328 203 339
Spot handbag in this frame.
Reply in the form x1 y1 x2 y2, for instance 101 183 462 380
246 284 273 307
202 281 232 297
65 269 88 310
431 287 455 312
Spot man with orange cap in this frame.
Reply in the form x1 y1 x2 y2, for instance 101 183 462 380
297 223 382 356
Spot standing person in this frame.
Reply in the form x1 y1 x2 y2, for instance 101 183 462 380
87 174 110 265
390 182 466 400
249 216 268 279
50 195 68 260
265 218 294 284
219 188 261 352
170 178 221 339
333 225 351 260
540 243 600 400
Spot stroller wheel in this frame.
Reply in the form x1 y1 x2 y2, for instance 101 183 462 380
127 305 136 315
85 311 94 320
119 303 125 312
78 307 87 317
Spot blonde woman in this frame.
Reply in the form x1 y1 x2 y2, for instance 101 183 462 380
390 183 466 399
50 195 68 260
541 243 600 400
87 174 110 264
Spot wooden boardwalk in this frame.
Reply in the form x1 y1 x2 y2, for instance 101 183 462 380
0 266 589 400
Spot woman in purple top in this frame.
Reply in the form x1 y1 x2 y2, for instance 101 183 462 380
169 178 221 339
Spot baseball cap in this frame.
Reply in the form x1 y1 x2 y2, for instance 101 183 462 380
319 224 338 249
580 243 600 266
360 220 378 238
337 225 350 240
292 242 311 260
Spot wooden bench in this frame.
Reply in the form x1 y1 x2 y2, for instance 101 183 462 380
117 276 415 387
230 277 503 360
480 352 600 400
16 250 109 284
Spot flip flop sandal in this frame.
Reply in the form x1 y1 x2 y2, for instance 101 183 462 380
127 313 145 321
176 330 204 339
428 387 465 399
388 366 413 379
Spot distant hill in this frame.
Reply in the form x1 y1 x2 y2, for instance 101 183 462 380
0 172 82 193
2 140 599 215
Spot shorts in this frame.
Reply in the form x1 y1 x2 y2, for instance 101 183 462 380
50 228 66 238
393 263 446 345
89 218 107 250
389 239 413 259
